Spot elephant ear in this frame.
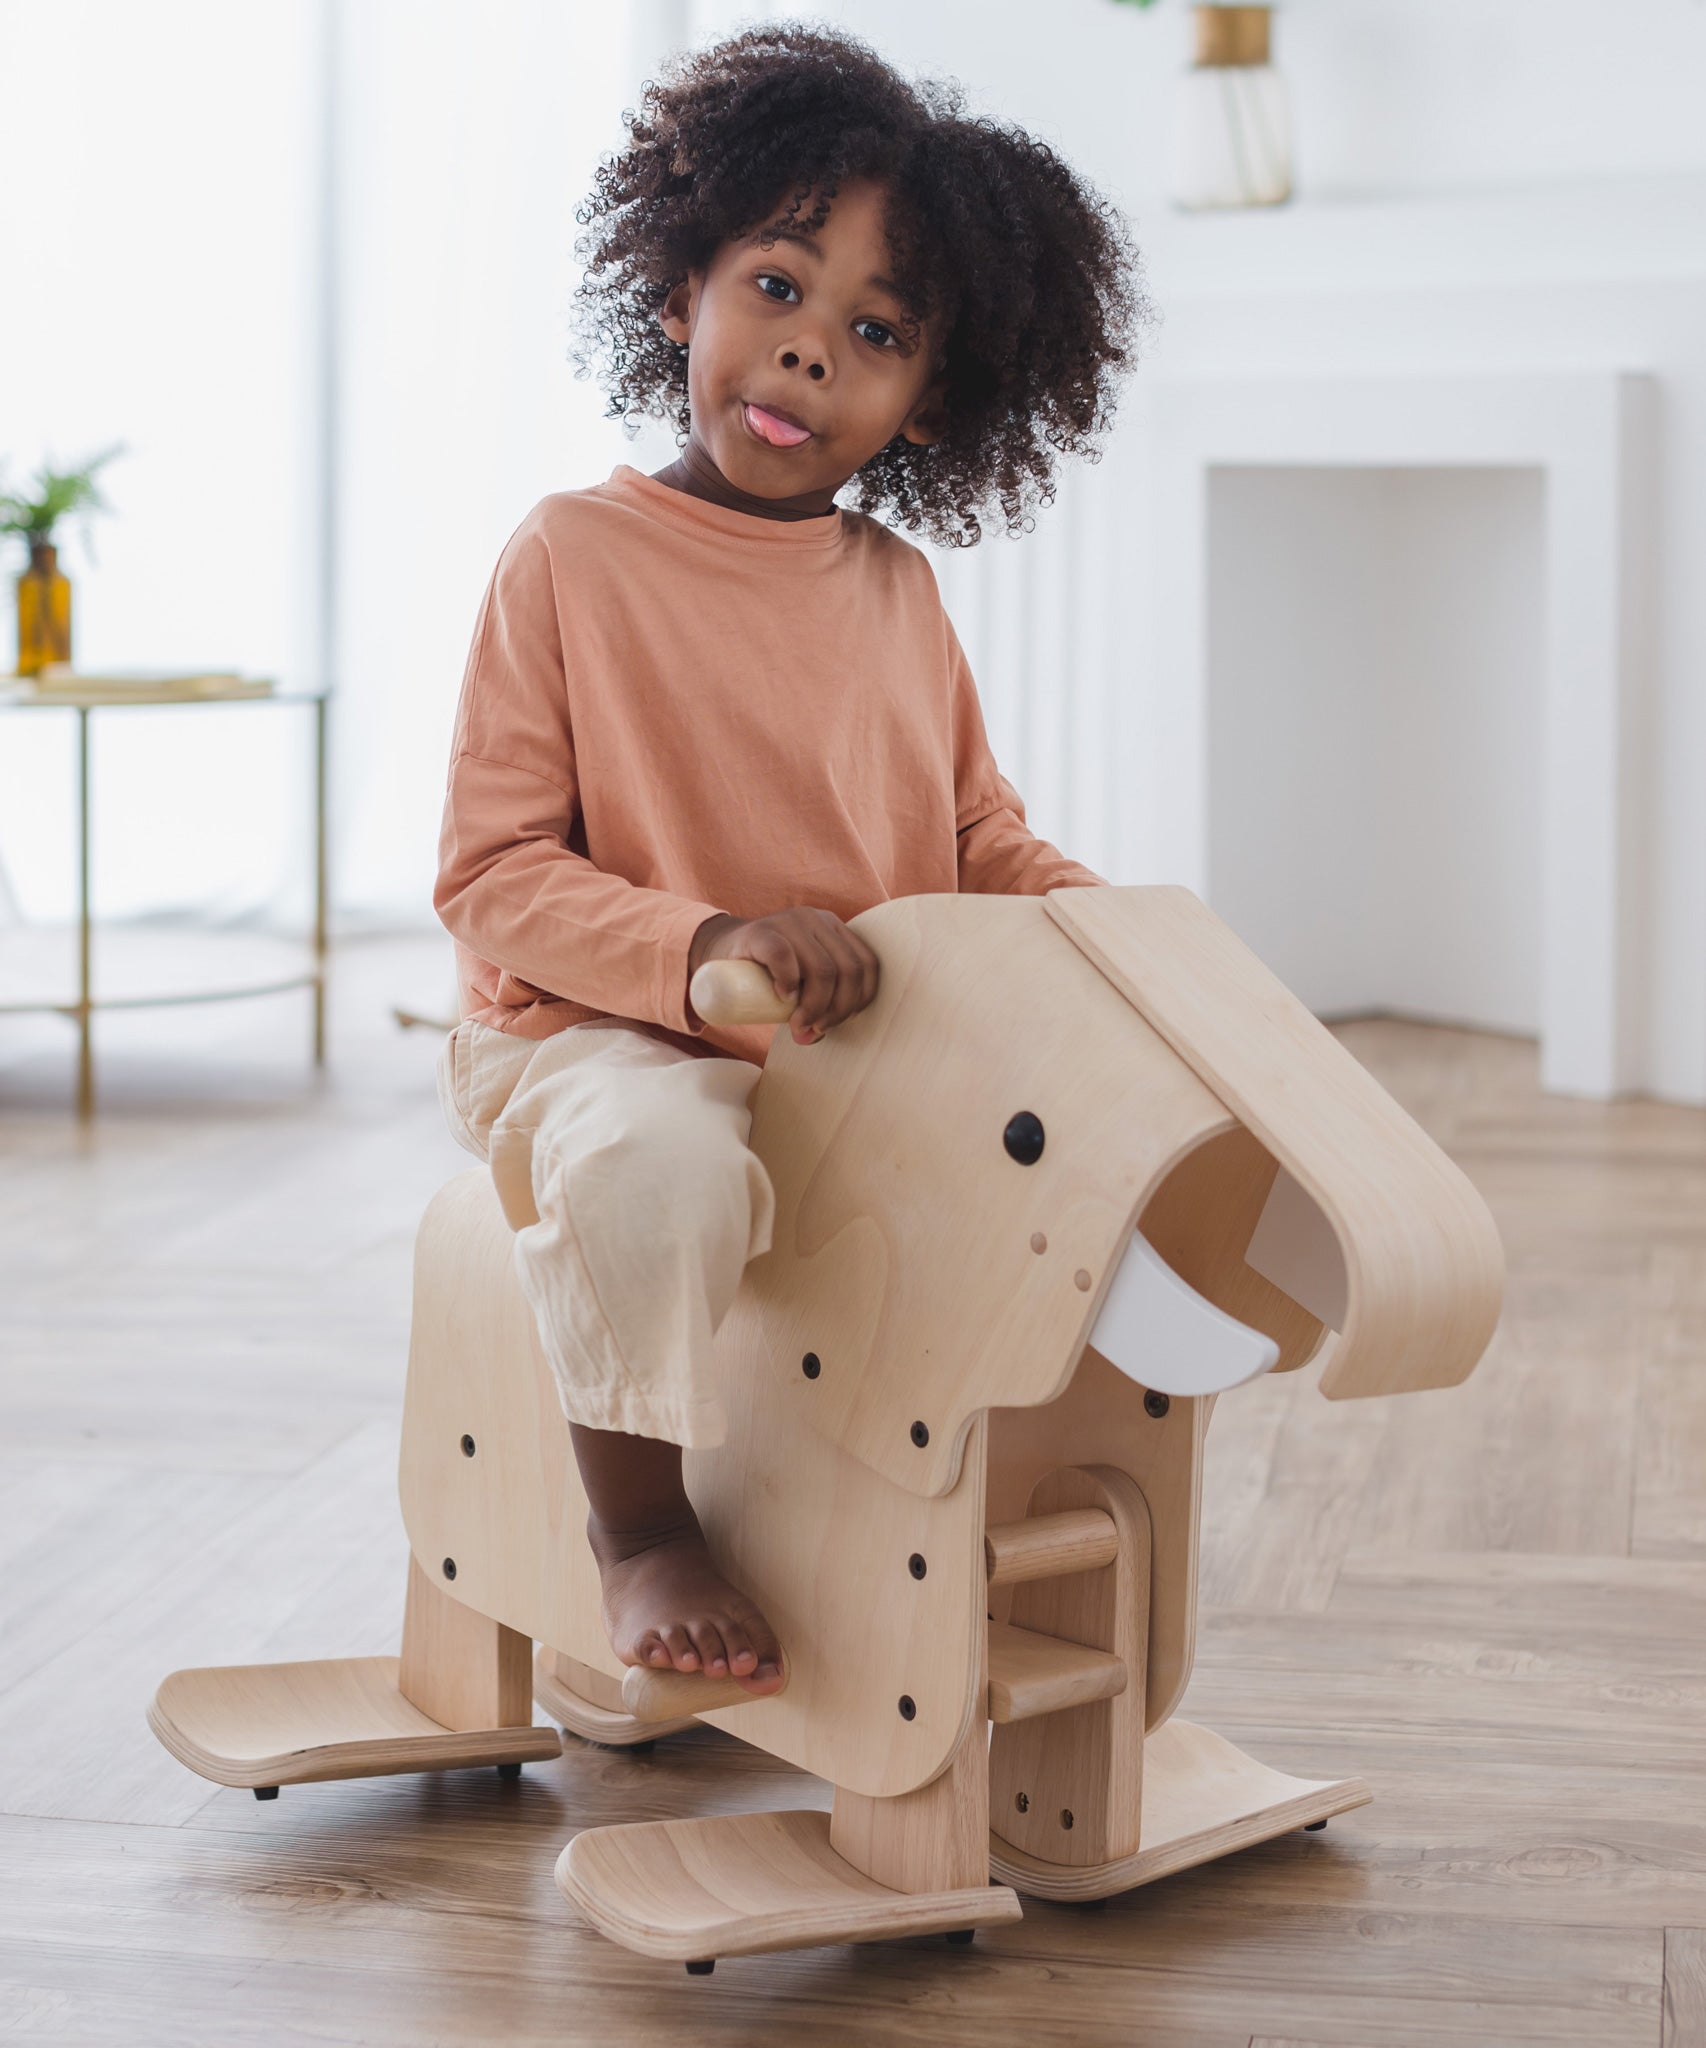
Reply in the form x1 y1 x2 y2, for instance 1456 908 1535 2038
1045 887 1505 1399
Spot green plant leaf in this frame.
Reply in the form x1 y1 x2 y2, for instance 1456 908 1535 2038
0 441 127 561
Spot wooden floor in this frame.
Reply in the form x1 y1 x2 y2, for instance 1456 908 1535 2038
3 935 1705 2046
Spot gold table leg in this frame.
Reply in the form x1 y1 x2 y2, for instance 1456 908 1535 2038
75 704 94 1122
311 692 329 1067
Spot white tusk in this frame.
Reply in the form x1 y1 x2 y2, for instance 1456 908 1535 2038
1088 1230 1280 1398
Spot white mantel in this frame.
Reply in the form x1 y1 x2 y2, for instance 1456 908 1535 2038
1135 172 1706 302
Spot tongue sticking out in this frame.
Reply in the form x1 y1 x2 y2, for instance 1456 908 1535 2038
744 402 812 448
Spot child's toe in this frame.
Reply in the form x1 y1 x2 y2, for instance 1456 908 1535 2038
739 1603 783 1675
717 1614 757 1672
658 1625 700 1672
688 1621 730 1676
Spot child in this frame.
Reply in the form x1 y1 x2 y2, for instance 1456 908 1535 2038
434 24 1141 1698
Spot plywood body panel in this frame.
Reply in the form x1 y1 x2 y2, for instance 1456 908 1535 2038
746 893 1235 1497
398 1173 599 1664
684 1372 990 1793
399 1173 991 1799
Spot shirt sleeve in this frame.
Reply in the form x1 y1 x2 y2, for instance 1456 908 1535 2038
947 610 1108 896
433 510 730 1036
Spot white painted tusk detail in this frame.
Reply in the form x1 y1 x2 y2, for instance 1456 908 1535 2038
1088 1231 1281 1398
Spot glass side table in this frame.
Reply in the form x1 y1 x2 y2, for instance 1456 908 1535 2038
0 674 328 1118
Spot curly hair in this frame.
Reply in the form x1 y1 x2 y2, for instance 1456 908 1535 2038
571 22 1148 547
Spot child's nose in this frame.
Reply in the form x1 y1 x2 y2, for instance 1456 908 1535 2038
779 348 829 383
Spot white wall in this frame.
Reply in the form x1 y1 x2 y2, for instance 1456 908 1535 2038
783 0 1706 203
331 0 676 928
9 0 1706 1093
0 0 668 940
1207 466 1544 1035
0 0 325 928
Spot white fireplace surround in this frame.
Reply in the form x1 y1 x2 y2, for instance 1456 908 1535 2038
1141 371 1654 1101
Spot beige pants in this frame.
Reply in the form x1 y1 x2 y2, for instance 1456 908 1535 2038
436 1017 775 1449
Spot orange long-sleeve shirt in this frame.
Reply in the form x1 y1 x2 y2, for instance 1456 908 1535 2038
435 463 1105 1069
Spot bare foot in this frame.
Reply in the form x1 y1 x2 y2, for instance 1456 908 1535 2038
569 1423 785 1696
586 1507 785 1695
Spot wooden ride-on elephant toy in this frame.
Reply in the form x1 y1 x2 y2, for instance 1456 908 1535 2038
149 885 1503 1971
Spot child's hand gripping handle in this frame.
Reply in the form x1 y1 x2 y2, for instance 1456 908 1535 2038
688 959 799 1026
688 907 880 1042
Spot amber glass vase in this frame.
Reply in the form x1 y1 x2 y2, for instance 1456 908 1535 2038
16 539 72 676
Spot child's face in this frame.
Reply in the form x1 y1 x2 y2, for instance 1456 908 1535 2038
659 178 945 503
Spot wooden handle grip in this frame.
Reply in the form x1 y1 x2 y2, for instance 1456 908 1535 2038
688 958 796 1027
619 1659 788 1722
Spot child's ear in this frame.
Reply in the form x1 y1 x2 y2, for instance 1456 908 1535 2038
658 275 697 348
900 374 949 448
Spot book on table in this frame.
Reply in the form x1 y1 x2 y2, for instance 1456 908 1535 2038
12 666 274 699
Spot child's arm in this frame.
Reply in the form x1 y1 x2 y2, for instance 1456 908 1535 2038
947 614 1107 896
434 513 729 1037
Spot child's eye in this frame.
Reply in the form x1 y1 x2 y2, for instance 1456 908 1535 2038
754 272 799 304
855 319 898 349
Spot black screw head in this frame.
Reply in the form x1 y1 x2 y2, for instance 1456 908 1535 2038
910 1420 930 1448
442 1557 457 1580
1060 1808 1075 1831
1144 1389 1171 1419
898 1694 917 1721
1003 1110 1045 1165
1015 1791 1030 1814
460 1433 476 1457
908 1553 927 1580
801 1352 821 1380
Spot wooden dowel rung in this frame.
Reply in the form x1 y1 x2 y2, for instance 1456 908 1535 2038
984 1508 1120 1589
986 1622 1127 1724
619 1659 788 1723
